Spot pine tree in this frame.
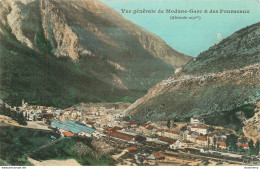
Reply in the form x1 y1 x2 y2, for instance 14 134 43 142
256 141 259 155
248 139 254 153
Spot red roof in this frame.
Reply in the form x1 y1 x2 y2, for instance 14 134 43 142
129 122 137 125
238 143 249 148
188 131 194 135
161 136 177 144
192 126 208 129
66 108 71 111
106 112 110 114
104 127 113 131
165 129 180 135
183 140 193 143
85 113 93 116
111 126 123 132
197 136 207 141
127 147 137 151
62 131 74 137
216 142 226 146
87 121 95 125
43 113 54 118
146 125 154 130
141 123 147 127
208 133 215 137
157 129 163 132
153 152 165 159
108 131 136 141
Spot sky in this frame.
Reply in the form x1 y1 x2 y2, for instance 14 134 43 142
99 0 260 57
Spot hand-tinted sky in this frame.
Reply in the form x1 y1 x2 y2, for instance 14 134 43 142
99 0 260 57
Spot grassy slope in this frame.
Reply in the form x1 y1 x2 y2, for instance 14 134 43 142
0 159 12 166
0 126 58 166
30 137 115 166
0 126 114 166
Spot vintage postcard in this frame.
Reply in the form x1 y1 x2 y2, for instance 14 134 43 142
0 0 259 168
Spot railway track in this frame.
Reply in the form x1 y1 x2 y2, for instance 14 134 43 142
26 137 66 157
164 150 244 165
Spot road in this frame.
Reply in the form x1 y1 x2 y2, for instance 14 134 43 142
162 73 216 86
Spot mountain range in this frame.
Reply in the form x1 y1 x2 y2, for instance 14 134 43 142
126 22 260 123
1 0 259 126
0 0 191 108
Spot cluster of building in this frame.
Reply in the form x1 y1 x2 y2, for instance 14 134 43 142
44 106 253 155
16 100 62 121
16 100 122 125
11 100 259 164
97 116 260 165
102 116 253 152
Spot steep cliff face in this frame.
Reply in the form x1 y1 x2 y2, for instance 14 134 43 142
126 22 260 123
0 0 191 108
6 1 34 49
0 0 191 66
51 0 191 68
40 0 80 60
